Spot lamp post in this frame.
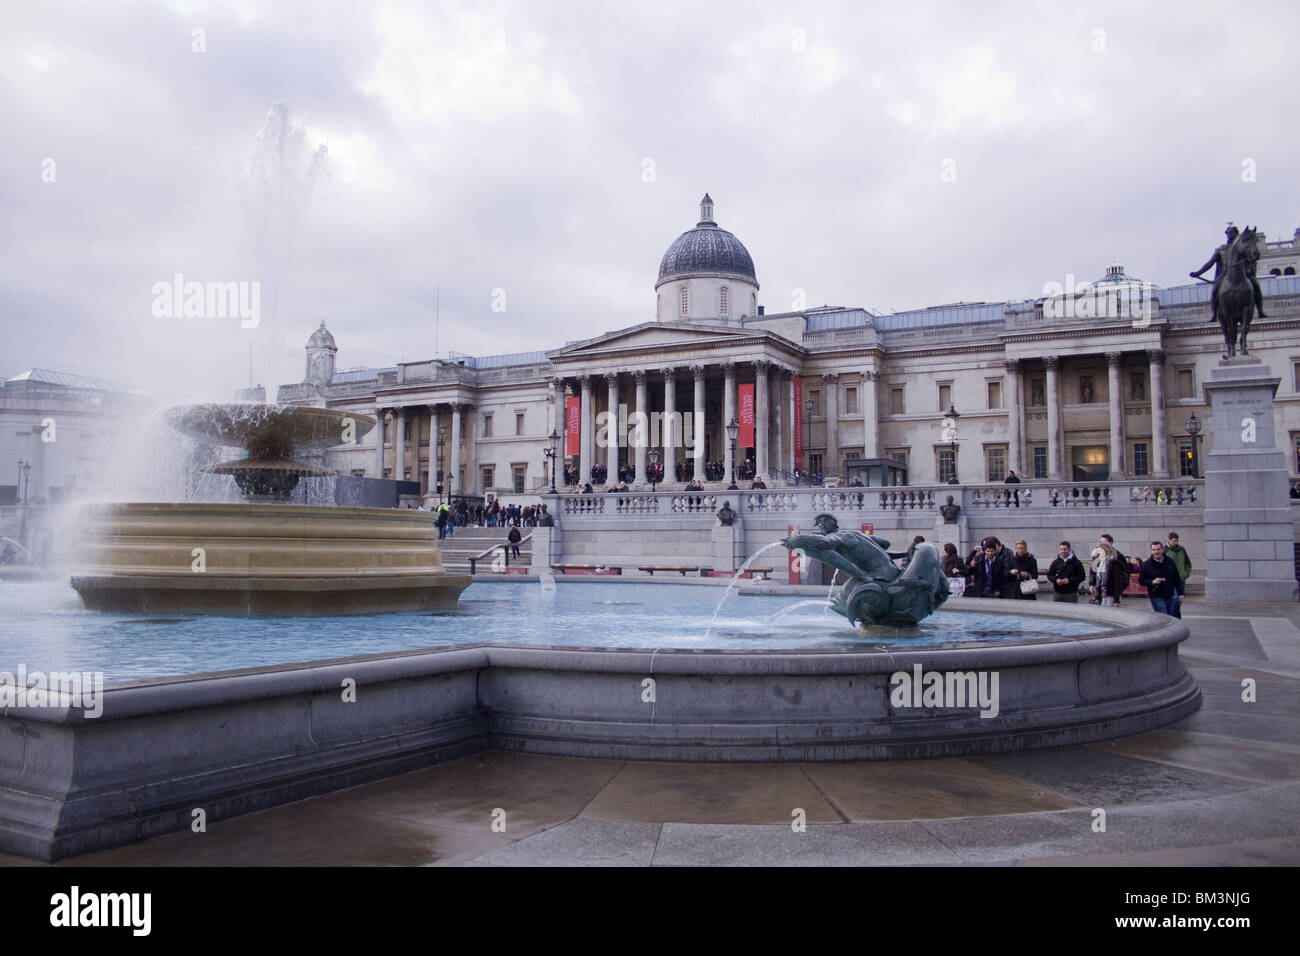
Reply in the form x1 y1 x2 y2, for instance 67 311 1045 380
436 423 447 504
944 404 961 484
16 458 26 505
1186 412 1202 479
648 448 661 493
726 418 739 490
544 429 560 494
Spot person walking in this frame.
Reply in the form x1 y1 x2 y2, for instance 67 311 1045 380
1165 533 1192 612
1139 541 1184 617
507 525 522 560
1046 541 1086 603
1009 539 1038 600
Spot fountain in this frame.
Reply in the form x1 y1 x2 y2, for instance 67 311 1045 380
68 402 470 615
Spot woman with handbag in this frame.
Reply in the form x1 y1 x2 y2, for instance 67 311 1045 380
1010 540 1039 600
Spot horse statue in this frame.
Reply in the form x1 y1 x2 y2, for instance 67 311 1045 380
1214 226 1260 358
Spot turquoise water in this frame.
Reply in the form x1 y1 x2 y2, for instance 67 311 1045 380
0 580 1110 682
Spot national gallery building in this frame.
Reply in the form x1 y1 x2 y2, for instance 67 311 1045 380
277 196 1300 501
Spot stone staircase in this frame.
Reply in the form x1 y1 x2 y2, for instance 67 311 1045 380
437 525 533 575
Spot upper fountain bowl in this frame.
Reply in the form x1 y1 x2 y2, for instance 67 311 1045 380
165 403 376 459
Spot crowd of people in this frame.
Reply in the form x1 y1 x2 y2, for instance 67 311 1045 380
412 498 548 538
936 531 1192 617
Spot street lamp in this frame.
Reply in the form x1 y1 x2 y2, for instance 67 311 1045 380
726 418 740 490
436 423 447 504
544 429 560 494
944 403 961 484
1186 412 1202 479
648 448 661 493
16 458 26 505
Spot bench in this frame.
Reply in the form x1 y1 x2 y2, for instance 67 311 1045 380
747 566 774 581
550 564 622 575
638 566 700 576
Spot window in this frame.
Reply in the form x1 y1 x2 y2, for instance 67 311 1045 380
845 387 858 414
1030 379 1045 407
1287 266 1297 276
938 383 951 411
1177 368 1195 399
1293 432 1300 473
512 464 526 494
890 387 905 416
987 380 1002 410
351 468 366 478
719 286 729 315
481 466 494 489
751 292 757 315
1293 362 1300 393
888 448 909 468
483 414 493 438
679 288 689 316
515 413 525 436
844 450 862 461
1177 440 1195 477
1079 375 1095 404
937 448 956 483
1130 372 1146 402
1133 442 1149 476
809 453 823 475
985 445 1006 482
808 389 822 416
1032 446 1047 479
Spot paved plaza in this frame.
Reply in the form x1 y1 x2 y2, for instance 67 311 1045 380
2 600 1297 868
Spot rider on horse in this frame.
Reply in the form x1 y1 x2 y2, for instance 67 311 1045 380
1191 224 1267 321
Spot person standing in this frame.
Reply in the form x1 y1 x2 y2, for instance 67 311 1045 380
969 537 1016 599
1139 541 1184 617
1088 542 1127 607
507 525 522 559
1165 533 1192 613
1009 539 1039 600
1004 470 1021 508
1047 541 1086 603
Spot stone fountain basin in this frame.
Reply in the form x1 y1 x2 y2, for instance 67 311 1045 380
0 598 1197 860
164 403 376 457
69 502 469 615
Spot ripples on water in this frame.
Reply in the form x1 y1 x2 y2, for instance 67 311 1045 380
0 581 1111 682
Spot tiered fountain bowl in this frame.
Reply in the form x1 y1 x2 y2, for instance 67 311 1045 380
69 403 470 616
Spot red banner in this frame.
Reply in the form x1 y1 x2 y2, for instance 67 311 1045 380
792 376 803 465
565 396 580 457
738 384 755 447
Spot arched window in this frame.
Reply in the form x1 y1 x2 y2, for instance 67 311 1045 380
1285 266 1296 276
679 287 689 316
1271 268 1282 276
719 286 729 315
657 294 661 319
750 292 757 315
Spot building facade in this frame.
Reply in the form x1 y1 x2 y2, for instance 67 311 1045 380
278 198 1300 501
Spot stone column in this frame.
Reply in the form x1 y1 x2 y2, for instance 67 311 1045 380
823 372 840 480
754 360 770 479
633 370 648 484
395 408 407 482
579 375 593 484
723 362 736 482
1004 359 1022 477
661 367 677 483
1149 350 1169 477
426 405 438 495
1045 357 1062 479
1107 351 1125 478
549 377 565 453
772 368 785 481
862 369 879 460
605 373 619 485
465 406 479 495
450 403 463 499
374 407 386 478
691 364 706 479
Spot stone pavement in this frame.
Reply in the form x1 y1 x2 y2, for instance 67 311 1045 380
3 601 1298 867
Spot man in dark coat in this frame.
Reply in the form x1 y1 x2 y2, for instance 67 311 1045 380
1139 541 1184 617
1046 541 1086 603
968 537 1016 599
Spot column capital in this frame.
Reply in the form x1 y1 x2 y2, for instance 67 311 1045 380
604 372 620 387
547 376 564 393
722 360 736 375
1004 358 1020 373
822 371 839 384
578 373 592 388
1146 348 1165 364
1105 351 1123 367
451 401 469 413
861 369 877 382
779 367 793 381
752 359 771 373
632 369 648 384
660 366 676 380
690 363 706 380
1044 356 1060 371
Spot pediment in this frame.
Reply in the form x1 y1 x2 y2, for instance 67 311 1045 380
549 321 754 360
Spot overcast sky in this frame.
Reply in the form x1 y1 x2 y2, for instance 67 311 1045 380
3 0 1297 399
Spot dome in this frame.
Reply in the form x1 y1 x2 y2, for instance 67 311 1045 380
656 195 757 286
307 320 336 351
